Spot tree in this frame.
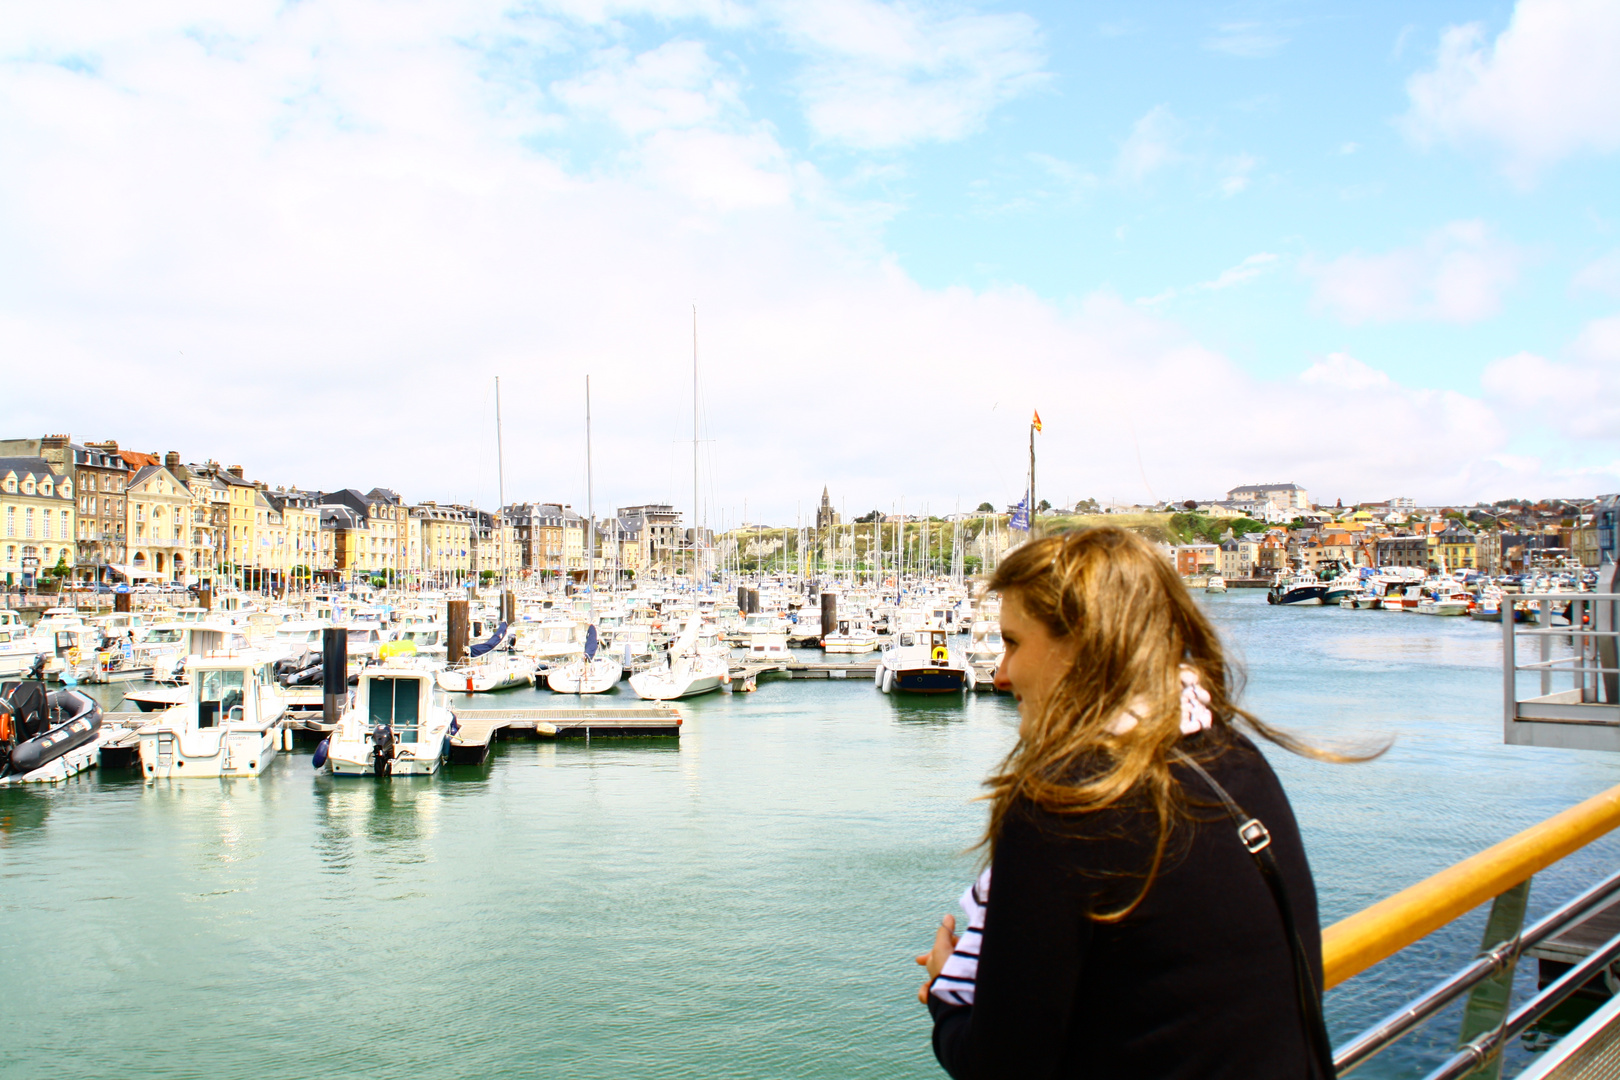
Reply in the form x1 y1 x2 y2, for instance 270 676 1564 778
976 502 995 512
1036 499 1051 513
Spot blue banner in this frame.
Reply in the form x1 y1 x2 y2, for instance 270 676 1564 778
1010 495 1030 532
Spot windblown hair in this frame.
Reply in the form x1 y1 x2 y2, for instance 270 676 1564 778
982 526 1363 921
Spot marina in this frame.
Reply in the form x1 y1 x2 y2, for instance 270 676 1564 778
6 588 1620 1077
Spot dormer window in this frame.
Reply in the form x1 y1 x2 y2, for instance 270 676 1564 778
21 478 35 495
40 481 52 497
2 477 13 493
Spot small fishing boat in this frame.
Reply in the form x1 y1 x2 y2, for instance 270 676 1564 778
317 664 455 777
137 655 287 779
1205 576 1228 594
876 627 973 694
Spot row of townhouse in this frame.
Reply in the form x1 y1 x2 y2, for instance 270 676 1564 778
0 433 686 588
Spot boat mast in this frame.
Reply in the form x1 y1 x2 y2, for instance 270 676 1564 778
692 304 699 601
586 374 595 601
496 375 507 598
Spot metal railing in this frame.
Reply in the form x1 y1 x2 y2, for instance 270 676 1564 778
1327 782 1620 1076
1504 592 1620 752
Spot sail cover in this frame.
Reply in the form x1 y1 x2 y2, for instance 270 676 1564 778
468 621 508 658
584 624 598 659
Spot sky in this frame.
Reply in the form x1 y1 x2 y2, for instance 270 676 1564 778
2 0 1619 524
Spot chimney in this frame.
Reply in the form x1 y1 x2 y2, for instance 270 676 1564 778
228 465 244 479
165 451 180 470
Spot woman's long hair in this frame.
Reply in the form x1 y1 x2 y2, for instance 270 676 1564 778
982 526 1365 921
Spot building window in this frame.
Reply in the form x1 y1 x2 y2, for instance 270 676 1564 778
25 507 34 538
61 510 69 537
4 506 11 537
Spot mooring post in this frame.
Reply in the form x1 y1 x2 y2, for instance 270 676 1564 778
501 589 515 625
821 590 836 640
197 585 211 611
322 626 347 726
447 598 469 664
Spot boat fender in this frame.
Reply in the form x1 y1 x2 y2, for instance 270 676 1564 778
448 717 459 736
312 739 329 769
282 727 294 751
880 668 894 694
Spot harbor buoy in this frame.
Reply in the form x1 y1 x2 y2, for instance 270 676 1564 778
312 739 329 769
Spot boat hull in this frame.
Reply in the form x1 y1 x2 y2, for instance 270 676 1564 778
139 728 280 779
890 667 967 693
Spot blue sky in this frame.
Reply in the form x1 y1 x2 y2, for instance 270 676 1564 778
2 0 1618 520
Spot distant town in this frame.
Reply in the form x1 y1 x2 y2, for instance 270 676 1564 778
0 434 1604 595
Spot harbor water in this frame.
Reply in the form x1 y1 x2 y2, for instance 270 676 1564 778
5 591 1620 1078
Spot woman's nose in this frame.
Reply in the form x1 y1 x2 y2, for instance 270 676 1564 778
993 657 1011 691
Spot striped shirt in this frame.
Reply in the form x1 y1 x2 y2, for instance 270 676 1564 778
930 867 991 1006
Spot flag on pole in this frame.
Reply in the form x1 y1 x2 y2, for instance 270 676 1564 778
1009 495 1030 532
1032 410 1043 432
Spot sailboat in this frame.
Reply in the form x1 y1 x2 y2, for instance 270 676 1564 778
435 376 536 694
547 624 620 694
630 308 728 701
548 375 619 696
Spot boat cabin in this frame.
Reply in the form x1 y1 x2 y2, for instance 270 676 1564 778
192 659 278 728
359 669 432 745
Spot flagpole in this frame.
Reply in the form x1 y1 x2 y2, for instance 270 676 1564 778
1029 420 1036 540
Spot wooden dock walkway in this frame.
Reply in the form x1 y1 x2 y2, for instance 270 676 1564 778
1530 895 1620 998
448 706 682 765
728 659 1002 692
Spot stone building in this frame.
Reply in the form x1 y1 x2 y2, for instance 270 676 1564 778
0 457 75 588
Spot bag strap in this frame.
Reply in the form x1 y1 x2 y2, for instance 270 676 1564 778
1173 750 1337 1079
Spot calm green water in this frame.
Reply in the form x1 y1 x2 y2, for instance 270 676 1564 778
3 592 1619 1079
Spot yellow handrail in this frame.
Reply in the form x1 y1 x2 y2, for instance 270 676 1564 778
1323 781 1620 989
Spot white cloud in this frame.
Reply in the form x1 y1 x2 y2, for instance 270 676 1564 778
780 0 1047 149
1204 22 1289 58
0 1 1611 516
1116 104 1183 183
1574 251 1620 297
1218 152 1256 196
1401 0 1620 184
1482 320 1620 440
1204 252 1278 290
551 41 741 135
1303 220 1521 324
1300 352 1392 391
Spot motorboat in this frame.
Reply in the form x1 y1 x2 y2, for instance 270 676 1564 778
1322 573 1363 606
876 627 972 694
0 670 105 785
1266 572 1328 606
1205 576 1228 594
822 615 880 655
137 655 287 779
964 621 1004 666
546 626 621 694
317 664 455 777
630 614 729 700
0 611 46 680
129 621 252 680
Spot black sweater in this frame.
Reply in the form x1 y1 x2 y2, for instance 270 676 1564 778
929 732 1321 1079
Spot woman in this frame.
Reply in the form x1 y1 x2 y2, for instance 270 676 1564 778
917 528 1338 1079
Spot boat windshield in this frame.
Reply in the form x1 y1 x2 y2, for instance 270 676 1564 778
368 676 421 743
347 629 378 644
197 669 247 727
142 628 184 644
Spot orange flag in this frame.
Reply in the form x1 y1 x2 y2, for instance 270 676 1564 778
1032 410 1043 432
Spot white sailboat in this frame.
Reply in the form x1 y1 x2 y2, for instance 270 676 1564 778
631 310 727 702
546 624 620 694
630 614 728 700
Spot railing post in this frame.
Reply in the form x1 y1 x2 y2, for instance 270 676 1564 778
1454 878 1532 1080
1503 602 1517 741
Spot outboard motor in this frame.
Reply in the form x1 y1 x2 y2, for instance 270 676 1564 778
372 723 394 776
